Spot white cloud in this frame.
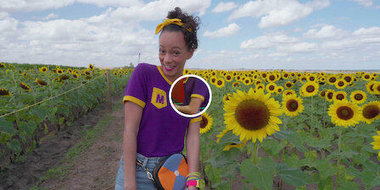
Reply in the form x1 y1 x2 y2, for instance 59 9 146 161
228 0 330 28
77 0 143 7
107 0 211 22
240 33 298 49
277 42 318 53
352 0 373 7
202 23 240 38
303 25 346 39
0 0 75 12
43 13 58 20
0 13 18 37
353 26 380 36
212 2 238 13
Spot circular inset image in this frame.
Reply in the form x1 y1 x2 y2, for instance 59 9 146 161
169 75 212 118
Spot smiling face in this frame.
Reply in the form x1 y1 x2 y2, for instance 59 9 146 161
159 31 193 82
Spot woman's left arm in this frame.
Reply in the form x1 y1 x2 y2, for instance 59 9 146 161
186 121 200 174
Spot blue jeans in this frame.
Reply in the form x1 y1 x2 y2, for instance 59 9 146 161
115 153 166 190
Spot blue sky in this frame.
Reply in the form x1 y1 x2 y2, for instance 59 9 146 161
1 0 379 70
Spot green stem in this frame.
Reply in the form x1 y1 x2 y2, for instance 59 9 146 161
336 127 343 188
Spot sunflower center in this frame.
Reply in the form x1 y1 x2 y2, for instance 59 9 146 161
217 80 223 85
327 92 334 99
200 115 208 129
329 77 336 83
286 83 292 87
338 81 345 87
0 89 9 95
269 85 275 90
235 100 270 131
363 105 380 119
306 85 315 92
269 75 275 81
286 99 298 112
354 94 363 101
336 106 354 120
336 94 344 100
227 76 231 80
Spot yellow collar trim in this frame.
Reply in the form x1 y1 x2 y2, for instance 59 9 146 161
157 65 173 85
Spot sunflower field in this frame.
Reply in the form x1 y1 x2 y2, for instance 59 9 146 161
0 62 131 167
191 69 380 189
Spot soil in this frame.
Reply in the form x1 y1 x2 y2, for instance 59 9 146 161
0 93 124 190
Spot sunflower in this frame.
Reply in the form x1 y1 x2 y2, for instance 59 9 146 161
300 81 319 97
267 73 278 83
215 78 225 88
362 73 372 81
282 94 304 117
89 64 94 71
232 81 241 89
334 79 347 89
210 76 217 85
370 131 380 157
327 75 337 85
328 100 362 128
39 67 48 73
20 82 31 92
0 62 6 68
333 91 347 101
307 74 317 82
224 74 233 82
325 89 335 102
72 72 79 79
59 74 70 81
374 82 380 95
223 93 233 103
266 82 277 94
242 77 252 86
216 128 231 143
283 89 296 96
0 88 12 96
35 78 48 85
285 81 293 89
223 88 283 142
350 90 367 104
223 142 246 151
200 112 213 134
276 86 284 94
255 83 265 91
361 101 380 124
319 89 327 98
56 68 64 74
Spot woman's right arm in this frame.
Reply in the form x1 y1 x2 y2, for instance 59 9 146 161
123 101 143 190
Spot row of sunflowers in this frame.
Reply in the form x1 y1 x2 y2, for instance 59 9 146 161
0 62 132 167
185 68 380 189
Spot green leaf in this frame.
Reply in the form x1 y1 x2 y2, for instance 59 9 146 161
7 139 21 153
205 164 221 186
274 130 308 152
18 121 37 137
240 157 275 190
31 106 48 121
315 159 335 180
0 118 16 135
362 168 380 189
338 181 361 190
276 163 309 187
261 138 287 157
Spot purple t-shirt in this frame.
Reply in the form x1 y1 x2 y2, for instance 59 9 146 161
183 77 210 110
123 63 201 157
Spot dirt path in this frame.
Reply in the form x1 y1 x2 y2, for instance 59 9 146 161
39 97 124 190
0 93 125 190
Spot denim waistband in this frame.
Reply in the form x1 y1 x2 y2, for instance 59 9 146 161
136 153 167 168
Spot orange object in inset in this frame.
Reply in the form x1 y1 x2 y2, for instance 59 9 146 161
172 78 185 103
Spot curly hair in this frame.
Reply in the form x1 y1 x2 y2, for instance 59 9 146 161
161 7 200 51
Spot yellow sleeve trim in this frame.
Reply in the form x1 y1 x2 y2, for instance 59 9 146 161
123 95 146 108
190 116 202 124
191 94 205 102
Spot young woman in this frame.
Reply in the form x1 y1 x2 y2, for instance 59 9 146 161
115 7 201 190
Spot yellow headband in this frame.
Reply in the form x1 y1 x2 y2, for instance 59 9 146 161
155 18 191 34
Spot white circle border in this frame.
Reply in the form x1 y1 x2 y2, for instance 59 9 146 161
169 74 212 118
